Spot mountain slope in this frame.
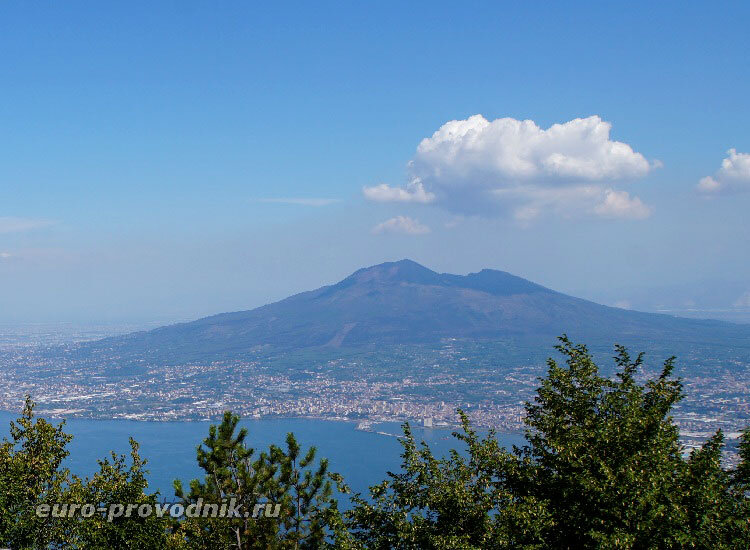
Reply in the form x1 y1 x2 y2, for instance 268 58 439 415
87 259 750 363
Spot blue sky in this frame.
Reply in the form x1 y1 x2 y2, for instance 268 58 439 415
1 1 749 323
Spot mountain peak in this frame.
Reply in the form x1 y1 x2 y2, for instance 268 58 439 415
85 259 749 363
341 259 442 286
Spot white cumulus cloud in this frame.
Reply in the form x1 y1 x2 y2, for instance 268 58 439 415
413 115 651 184
371 216 430 235
594 189 652 219
697 149 750 194
362 178 435 204
368 114 655 221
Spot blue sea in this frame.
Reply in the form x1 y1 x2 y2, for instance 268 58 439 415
0 412 525 499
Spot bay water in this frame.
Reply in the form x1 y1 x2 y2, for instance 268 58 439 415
0 412 525 500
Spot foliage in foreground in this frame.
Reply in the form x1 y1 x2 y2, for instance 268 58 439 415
344 337 750 549
172 411 345 549
0 337 748 548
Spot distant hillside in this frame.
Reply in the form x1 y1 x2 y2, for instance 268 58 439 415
83 259 750 363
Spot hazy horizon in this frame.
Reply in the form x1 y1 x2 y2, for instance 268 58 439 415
1 258 748 330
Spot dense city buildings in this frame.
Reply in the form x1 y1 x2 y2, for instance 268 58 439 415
1 326 747 465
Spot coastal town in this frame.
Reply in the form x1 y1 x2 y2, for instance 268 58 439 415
1 326 748 468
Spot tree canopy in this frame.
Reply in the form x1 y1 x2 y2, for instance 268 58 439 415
344 337 750 549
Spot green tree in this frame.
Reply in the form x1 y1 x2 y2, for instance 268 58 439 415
680 430 747 548
270 433 344 549
0 397 178 549
0 396 72 548
174 411 345 549
345 417 551 549
62 438 177 549
521 338 688 548
347 337 750 549
734 428 750 488
727 429 750 547
174 411 277 548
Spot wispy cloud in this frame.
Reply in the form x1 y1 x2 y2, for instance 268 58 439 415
735 291 750 308
371 216 430 235
0 217 54 234
255 198 341 206
363 178 435 204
